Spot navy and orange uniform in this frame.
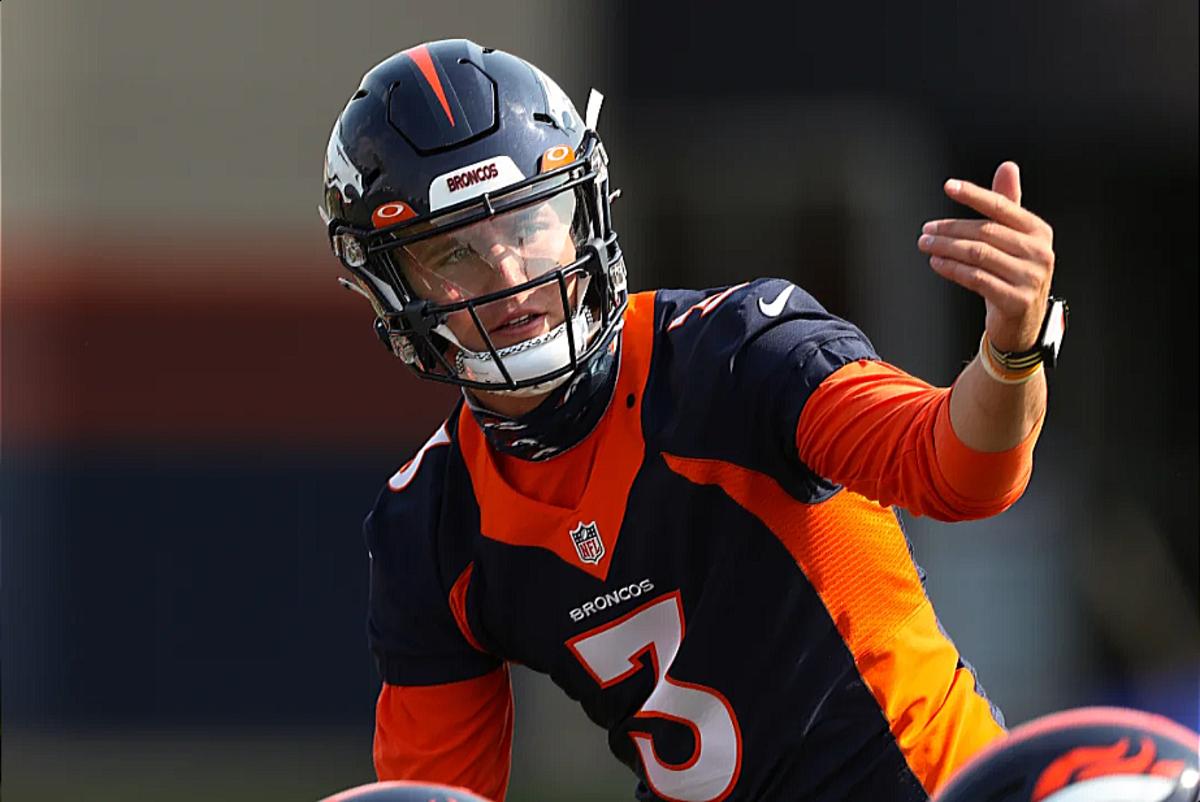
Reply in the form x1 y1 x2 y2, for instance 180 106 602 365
366 279 1041 801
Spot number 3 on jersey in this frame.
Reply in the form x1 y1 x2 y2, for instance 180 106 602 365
566 591 743 801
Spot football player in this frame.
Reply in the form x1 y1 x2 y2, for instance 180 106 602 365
319 39 1067 801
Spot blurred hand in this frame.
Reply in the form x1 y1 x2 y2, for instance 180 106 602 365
917 162 1056 352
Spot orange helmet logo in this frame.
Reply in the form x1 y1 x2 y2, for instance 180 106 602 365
372 202 418 228
1032 737 1187 801
539 144 575 173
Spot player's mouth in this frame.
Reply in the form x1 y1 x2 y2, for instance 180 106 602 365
486 310 550 347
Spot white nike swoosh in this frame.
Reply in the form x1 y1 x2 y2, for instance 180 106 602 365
388 423 451 491
757 284 795 317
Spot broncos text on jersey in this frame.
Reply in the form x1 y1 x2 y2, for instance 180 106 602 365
366 279 1005 801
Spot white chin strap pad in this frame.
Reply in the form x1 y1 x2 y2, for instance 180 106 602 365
448 308 595 396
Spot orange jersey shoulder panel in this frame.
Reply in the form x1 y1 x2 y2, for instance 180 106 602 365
663 453 1004 794
795 359 1041 521
456 291 657 581
374 665 514 801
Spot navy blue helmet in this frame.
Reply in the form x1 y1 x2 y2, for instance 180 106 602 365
321 40 626 395
936 707 1200 802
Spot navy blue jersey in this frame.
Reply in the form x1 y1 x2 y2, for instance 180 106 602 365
366 280 1004 801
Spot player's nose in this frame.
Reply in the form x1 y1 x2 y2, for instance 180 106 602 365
487 242 530 288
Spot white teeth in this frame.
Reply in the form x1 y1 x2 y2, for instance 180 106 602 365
503 314 536 328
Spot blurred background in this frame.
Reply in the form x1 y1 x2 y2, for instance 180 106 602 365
2 1 1196 799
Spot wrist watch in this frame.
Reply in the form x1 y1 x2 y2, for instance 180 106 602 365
988 296 1070 371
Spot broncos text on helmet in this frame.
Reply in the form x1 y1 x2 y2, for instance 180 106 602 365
320 39 627 396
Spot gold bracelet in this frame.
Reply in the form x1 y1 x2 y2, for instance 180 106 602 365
978 333 1044 385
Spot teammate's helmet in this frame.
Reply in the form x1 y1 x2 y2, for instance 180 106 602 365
319 780 492 802
320 39 627 395
936 707 1200 802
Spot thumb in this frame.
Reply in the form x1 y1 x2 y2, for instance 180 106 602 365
992 161 1022 206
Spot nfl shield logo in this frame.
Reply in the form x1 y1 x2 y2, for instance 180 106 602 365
569 521 605 565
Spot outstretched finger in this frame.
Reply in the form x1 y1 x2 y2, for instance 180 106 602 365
928 255 1026 316
944 179 1050 236
921 219 1053 263
919 234 1033 287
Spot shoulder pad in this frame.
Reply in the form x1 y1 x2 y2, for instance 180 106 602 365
646 278 877 502
388 421 453 493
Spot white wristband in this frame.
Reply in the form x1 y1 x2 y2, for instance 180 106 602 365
978 333 1044 385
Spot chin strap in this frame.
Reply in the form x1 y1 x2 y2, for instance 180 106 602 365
464 334 620 461
444 307 595 396
430 272 597 395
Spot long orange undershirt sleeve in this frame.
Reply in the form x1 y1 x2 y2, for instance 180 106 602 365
796 360 1043 521
373 665 514 801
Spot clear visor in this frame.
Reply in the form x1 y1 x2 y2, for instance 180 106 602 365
395 184 592 304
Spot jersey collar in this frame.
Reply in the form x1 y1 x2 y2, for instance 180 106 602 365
457 292 655 581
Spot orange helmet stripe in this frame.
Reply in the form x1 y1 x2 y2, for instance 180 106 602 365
406 44 456 128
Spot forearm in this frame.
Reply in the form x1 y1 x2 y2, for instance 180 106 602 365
948 354 1046 452
796 359 1040 520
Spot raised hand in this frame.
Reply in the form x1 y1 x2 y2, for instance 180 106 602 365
917 162 1055 353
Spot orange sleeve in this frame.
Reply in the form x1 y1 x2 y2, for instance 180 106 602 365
373 664 514 801
795 360 1043 521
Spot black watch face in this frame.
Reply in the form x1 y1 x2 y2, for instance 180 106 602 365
1041 298 1068 362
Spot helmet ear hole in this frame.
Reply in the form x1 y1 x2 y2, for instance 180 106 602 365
334 234 367 268
394 335 418 365
372 318 427 367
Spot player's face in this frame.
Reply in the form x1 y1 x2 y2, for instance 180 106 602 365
399 193 580 353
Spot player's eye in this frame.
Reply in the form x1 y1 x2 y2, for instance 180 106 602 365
440 244 475 266
518 214 560 242
514 223 549 243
